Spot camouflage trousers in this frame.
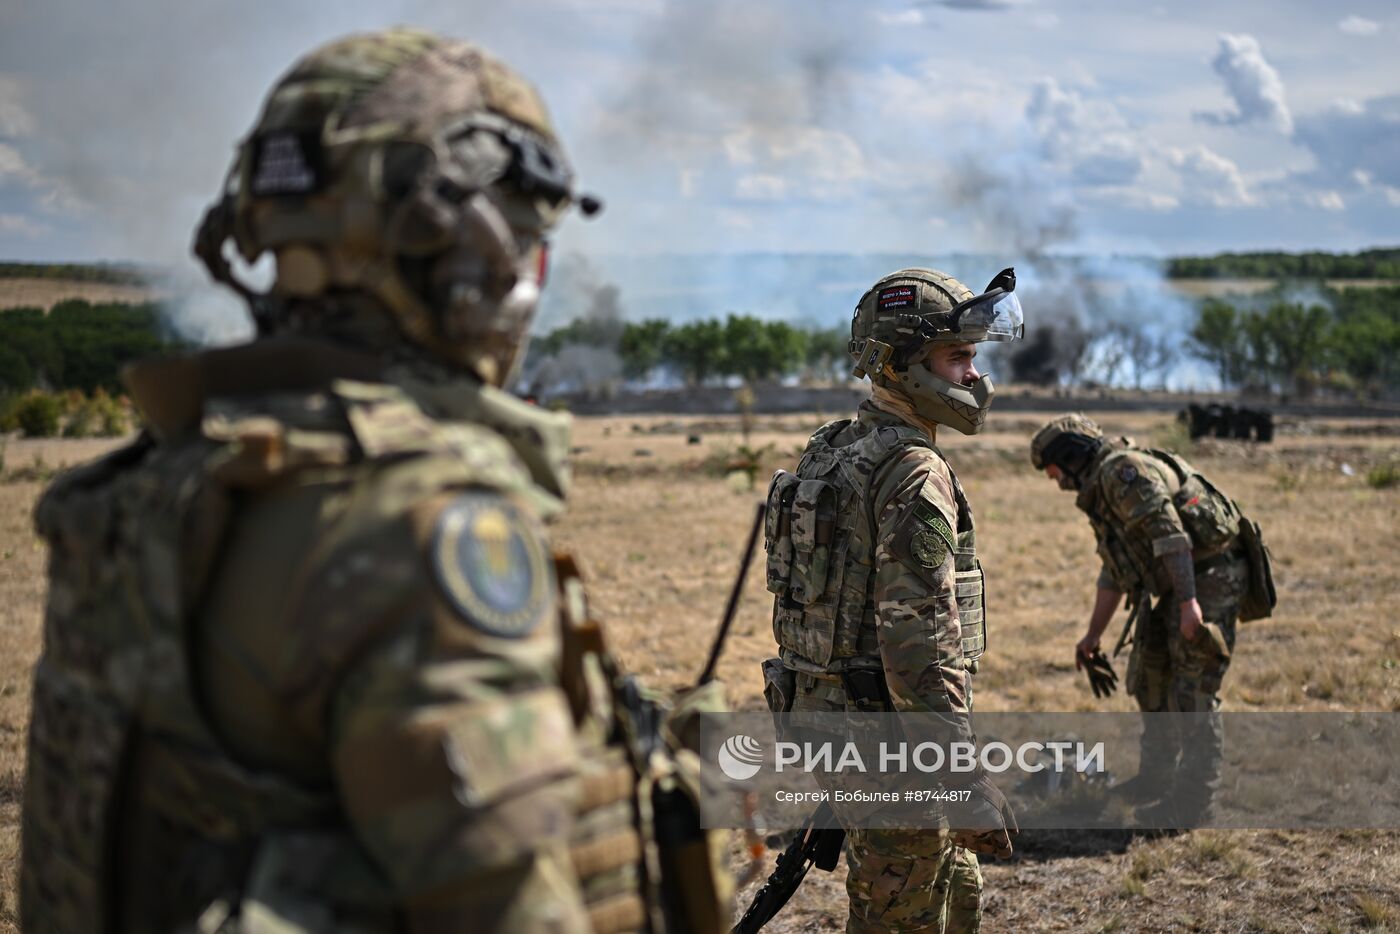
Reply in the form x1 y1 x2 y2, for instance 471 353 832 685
1125 551 1249 821
791 672 982 933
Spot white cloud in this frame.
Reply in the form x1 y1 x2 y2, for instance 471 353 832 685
718 208 753 229
0 142 41 186
1305 190 1345 211
677 169 696 198
876 9 925 26
0 212 49 238
925 0 1034 9
1338 15 1380 36
735 174 788 200
1170 145 1255 207
1112 188 1180 211
0 77 34 138
722 131 757 166
1195 33 1293 134
1293 94 1400 190
1025 78 1144 187
721 125 867 199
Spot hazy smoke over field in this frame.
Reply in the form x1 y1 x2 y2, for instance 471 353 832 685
0 0 1200 387
521 254 626 398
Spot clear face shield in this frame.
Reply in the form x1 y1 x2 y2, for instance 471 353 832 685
948 267 1024 343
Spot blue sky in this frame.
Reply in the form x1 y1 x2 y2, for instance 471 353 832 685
0 0 1397 266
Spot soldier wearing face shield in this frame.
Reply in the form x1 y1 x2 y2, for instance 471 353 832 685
21 29 733 933
760 268 1023 933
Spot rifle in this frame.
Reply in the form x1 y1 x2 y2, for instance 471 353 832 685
1113 587 1151 658
697 500 766 686
732 802 845 934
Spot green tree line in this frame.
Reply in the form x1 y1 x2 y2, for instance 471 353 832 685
1191 286 1400 397
0 300 185 394
533 313 851 384
1168 248 1400 280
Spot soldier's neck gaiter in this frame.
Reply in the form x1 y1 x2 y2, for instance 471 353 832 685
869 383 939 441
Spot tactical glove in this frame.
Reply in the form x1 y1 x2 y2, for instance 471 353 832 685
946 769 1018 859
1083 649 1119 698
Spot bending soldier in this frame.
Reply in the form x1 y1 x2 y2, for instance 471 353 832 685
22 29 728 933
1030 414 1254 826
762 268 1024 933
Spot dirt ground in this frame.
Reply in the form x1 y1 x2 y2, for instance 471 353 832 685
0 409 1397 931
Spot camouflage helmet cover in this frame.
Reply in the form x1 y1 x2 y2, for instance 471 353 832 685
849 268 974 356
848 267 1021 436
195 27 578 385
1030 413 1104 469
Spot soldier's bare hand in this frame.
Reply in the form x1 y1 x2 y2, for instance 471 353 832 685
1075 634 1100 670
1178 598 1204 641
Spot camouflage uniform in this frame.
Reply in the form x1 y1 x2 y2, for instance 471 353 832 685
773 401 985 933
1070 437 1250 821
766 264 1024 934
21 29 729 934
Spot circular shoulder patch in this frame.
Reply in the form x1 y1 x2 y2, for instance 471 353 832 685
1118 463 1139 483
431 493 552 638
912 527 949 568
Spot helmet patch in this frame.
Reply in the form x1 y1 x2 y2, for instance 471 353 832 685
877 284 918 312
431 493 552 638
1119 464 1139 483
249 132 325 197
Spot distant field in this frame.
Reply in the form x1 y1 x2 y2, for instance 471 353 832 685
1171 278 1400 297
0 277 160 311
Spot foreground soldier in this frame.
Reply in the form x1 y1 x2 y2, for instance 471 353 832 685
22 29 729 932
1030 414 1268 825
762 269 1024 933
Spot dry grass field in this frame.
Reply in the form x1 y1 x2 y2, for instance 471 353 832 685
0 408 1397 930
0 278 160 311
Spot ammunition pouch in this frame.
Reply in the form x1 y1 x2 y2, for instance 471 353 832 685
838 668 892 712
1236 516 1277 622
761 657 797 715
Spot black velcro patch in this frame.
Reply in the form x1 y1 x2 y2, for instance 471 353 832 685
249 131 325 197
877 285 918 312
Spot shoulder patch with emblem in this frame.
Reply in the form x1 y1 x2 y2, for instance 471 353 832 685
431 492 552 638
911 527 948 568
901 497 956 569
1119 463 1138 483
912 498 957 552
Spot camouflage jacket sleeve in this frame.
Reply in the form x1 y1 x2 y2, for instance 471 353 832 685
868 447 969 714
1100 452 1191 558
325 487 590 932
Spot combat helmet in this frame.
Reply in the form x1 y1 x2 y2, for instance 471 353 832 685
849 267 1023 435
1030 413 1105 488
194 27 598 386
